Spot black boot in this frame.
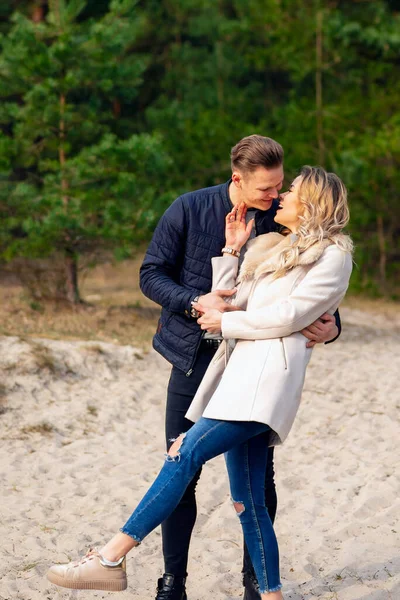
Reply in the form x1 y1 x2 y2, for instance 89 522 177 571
243 571 261 600
155 573 187 600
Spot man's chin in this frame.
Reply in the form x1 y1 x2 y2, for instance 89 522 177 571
257 200 273 211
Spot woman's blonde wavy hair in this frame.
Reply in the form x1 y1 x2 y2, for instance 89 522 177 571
274 166 353 279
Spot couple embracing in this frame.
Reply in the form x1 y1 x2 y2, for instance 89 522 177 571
47 135 353 600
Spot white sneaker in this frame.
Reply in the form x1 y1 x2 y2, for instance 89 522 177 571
47 548 127 591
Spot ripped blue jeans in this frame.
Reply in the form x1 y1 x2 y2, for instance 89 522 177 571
120 417 281 594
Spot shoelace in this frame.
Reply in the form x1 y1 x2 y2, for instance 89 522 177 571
72 548 98 568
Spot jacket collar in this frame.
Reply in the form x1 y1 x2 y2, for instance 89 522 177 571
221 180 234 213
238 233 333 281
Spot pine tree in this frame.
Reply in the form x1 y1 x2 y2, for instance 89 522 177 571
0 0 172 302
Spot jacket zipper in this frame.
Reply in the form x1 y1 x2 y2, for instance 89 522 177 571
186 333 205 377
280 338 288 370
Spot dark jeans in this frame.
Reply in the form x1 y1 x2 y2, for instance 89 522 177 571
162 340 277 578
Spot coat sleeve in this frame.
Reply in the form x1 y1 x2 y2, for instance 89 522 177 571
221 247 352 340
211 255 239 291
139 197 199 316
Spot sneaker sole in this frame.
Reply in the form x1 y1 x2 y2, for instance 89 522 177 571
47 571 127 591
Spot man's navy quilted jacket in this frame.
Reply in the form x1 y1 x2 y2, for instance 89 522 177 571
140 180 341 374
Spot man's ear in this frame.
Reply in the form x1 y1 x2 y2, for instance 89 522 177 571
232 171 242 188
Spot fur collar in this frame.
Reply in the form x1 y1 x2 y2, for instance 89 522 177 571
238 232 333 281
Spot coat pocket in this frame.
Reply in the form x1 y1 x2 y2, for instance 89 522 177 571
280 338 288 370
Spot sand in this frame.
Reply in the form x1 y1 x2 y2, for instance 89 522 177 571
0 306 399 600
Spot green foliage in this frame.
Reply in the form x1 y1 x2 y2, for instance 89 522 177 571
0 0 172 299
0 0 399 297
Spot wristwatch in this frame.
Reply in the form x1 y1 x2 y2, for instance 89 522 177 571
190 295 200 318
221 246 240 258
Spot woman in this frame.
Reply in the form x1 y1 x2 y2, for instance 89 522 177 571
47 166 353 599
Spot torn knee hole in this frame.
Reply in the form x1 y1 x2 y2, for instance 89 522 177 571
232 500 245 516
165 433 186 462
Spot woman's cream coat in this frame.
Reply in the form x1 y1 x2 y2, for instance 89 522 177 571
186 232 353 445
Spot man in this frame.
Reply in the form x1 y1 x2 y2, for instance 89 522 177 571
140 135 340 600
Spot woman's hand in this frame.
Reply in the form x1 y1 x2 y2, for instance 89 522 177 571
225 202 255 251
197 309 223 333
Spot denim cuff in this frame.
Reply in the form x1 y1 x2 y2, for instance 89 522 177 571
119 527 142 545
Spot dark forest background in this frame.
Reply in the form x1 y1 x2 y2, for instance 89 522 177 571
1 0 399 303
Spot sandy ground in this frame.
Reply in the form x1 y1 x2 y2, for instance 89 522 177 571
0 306 399 600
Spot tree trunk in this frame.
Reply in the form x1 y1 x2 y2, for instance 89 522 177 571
59 92 80 303
65 252 80 304
32 4 45 23
316 8 325 165
112 98 121 118
59 93 68 206
216 41 224 113
376 213 387 293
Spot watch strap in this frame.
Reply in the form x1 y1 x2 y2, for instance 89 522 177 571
221 247 240 258
190 295 200 318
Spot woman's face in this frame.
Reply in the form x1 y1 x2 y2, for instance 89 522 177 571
274 176 303 232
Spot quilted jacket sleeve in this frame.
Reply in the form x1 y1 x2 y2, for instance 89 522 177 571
221 246 352 340
139 197 198 316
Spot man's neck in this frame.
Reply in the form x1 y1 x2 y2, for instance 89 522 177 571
228 180 257 212
228 180 241 207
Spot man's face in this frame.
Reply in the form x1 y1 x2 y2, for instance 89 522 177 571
232 165 284 211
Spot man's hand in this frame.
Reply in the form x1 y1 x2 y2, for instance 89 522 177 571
197 309 223 334
301 313 338 348
194 289 238 315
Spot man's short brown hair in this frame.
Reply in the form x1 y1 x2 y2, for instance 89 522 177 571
230 135 284 173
